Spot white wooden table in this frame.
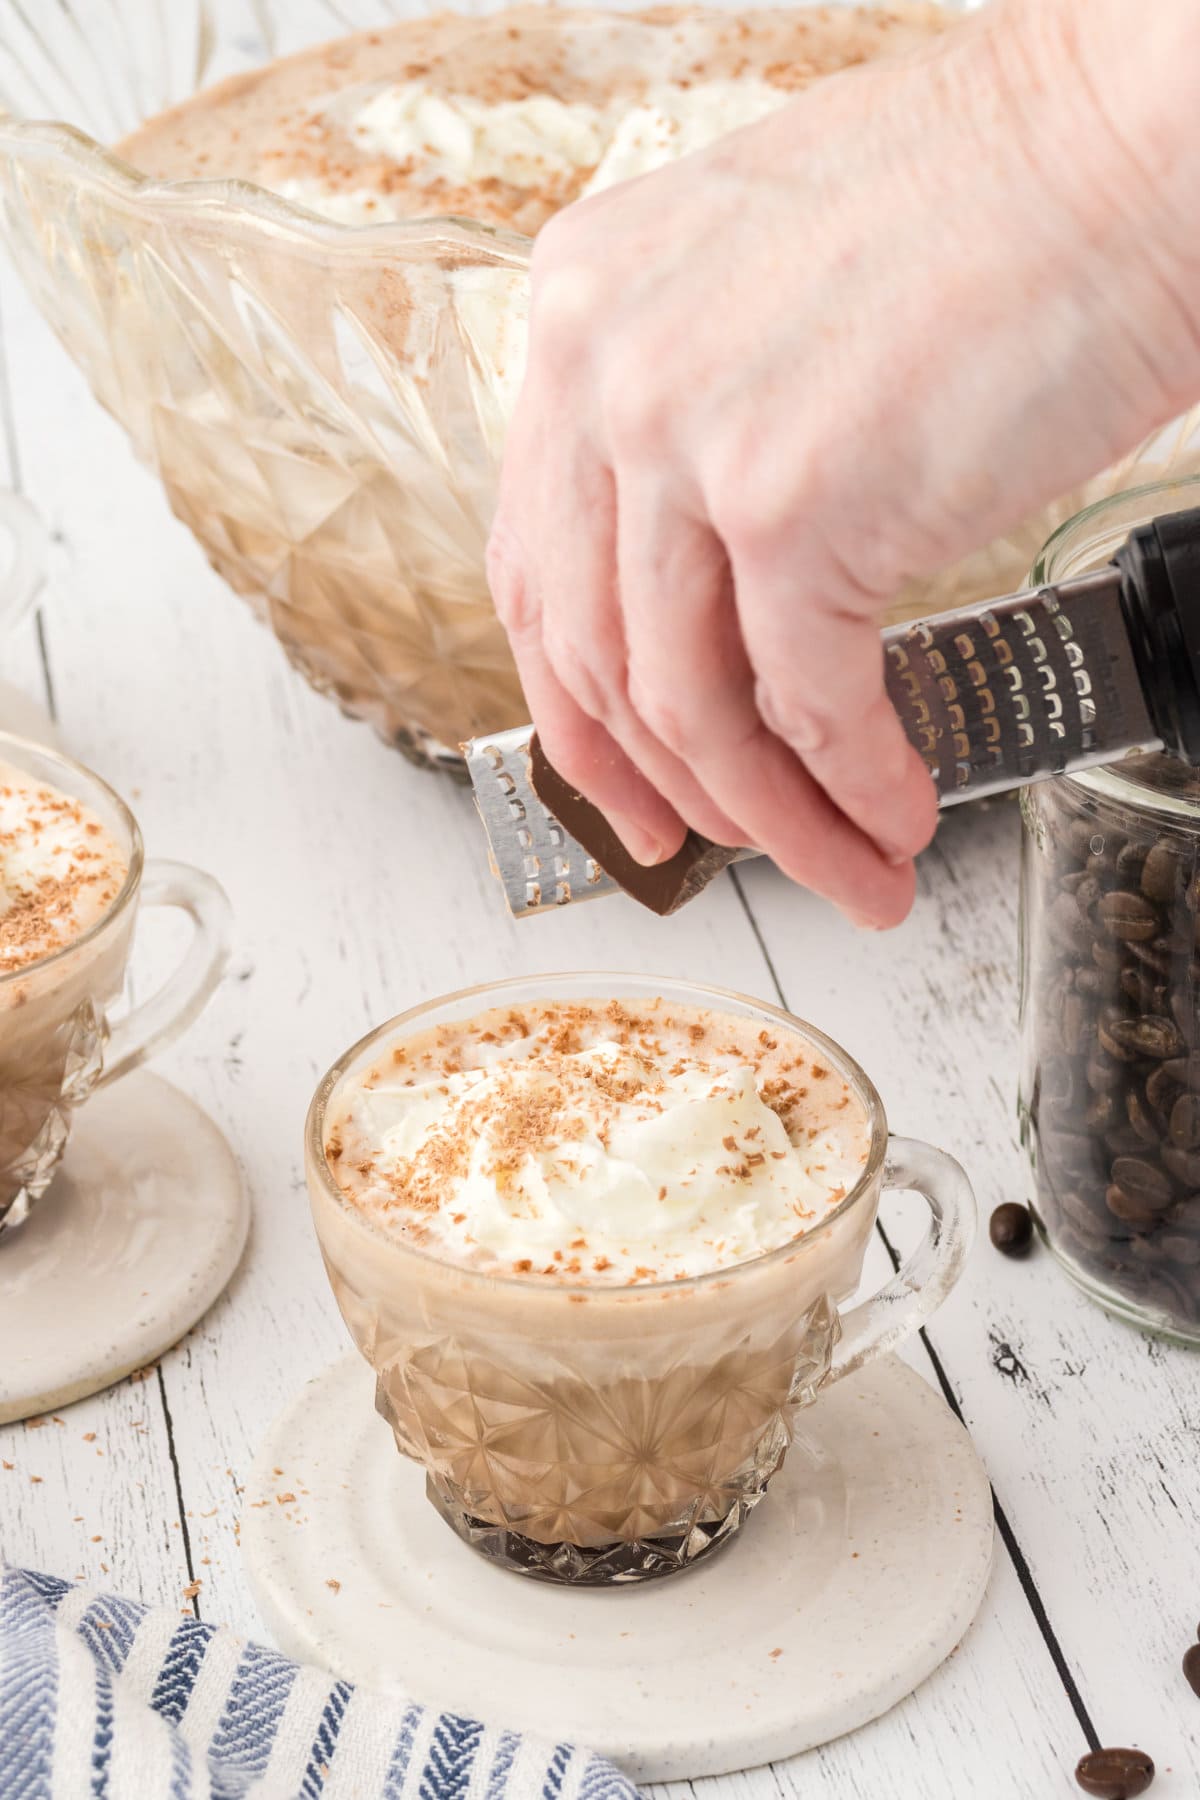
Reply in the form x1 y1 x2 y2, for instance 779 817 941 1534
0 249 1197 1799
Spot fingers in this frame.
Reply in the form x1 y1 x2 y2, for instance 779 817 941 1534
486 499 686 869
493 398 744 855
614 476 918 925
730 549 938 864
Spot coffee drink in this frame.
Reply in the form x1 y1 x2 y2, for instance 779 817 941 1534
0 759 133 1222
311 976 974 1583
0 734 231 1234
309 981 906 1582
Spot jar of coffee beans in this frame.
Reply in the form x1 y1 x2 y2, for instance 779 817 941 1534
1020 477 1200 1343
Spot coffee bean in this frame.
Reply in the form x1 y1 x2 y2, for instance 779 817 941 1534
1170 991 1200 1042
1167 1194 1200 1233
1104 1017 1185 1060
1074 1746 1154 1798
990 1202 1034 1257
1098 891 1161 942
1170 1093 1200 1149
1146 1065 1182 1115
1062 992 1091 1056
1107 1184 1165 1227
1110 1157 1175 1210
1163 1145 1200 1188
1116 841 1150 881
1048 892 1092 954
1086 1094 1116 1131
1097 1019 1142 1063
1087 1052 1124 1094
1142 841 1187 902
1184 1642 1200 1698
1120 968 1168 1013
1104 1126 1148 1160
1129 940 1173 976
1164 1054 1200 1092
1125 1090 1162 1145
1092 939 1125 973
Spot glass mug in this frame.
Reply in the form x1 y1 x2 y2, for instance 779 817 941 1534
1022 475 1200 1343
0 733 232 1234
307 975 976 1586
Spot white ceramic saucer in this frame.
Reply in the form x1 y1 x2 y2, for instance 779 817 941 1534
0 1070 248 1424
243 1352 994 1781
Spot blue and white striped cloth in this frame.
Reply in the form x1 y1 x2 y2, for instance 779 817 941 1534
0 1566 640 1800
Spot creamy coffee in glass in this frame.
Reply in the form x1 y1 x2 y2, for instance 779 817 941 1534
308 975 975 1585
0 734 232 1234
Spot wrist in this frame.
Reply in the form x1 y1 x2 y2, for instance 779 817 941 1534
981 0 1200 414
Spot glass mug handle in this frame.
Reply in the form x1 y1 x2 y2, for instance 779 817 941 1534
829 1135 976 1383
100 860 233 1087
0 492 48 635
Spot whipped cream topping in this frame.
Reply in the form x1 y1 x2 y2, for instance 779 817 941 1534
0 765 128 971
282 77 790 226
327 1002 868 1283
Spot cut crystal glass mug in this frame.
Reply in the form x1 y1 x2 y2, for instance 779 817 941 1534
307 974 976 1585
0 733 232 1235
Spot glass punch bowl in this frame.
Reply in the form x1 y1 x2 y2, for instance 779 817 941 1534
0 0 1198 771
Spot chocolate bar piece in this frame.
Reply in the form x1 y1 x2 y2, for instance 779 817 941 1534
528 733 738 916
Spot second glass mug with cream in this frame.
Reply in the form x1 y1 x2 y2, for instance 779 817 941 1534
308 974 975 1585
0 732 231 1234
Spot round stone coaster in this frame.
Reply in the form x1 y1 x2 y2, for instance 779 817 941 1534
243 1352 994 1781
0 1071 248 1424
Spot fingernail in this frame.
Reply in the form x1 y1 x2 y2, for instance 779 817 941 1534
608 813 668 866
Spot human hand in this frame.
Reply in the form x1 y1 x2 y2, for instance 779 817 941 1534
487 0 1200 926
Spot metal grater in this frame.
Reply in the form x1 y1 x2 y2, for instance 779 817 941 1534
465 507 1200 918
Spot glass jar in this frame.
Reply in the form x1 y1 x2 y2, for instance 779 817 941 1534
1021 475 1200 1344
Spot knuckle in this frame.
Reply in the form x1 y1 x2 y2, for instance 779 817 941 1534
529 256 603 378
627 668 699 759
711 476 792 560
755 679 828 754
600 349 673 454
485 523 537 636
543 627 621 724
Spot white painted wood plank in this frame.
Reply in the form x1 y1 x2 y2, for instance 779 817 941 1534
0 1375 199 1612
0 251 1095 1797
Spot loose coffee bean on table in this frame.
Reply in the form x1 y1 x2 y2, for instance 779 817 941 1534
1183 1641 1200 1698
990 1202 1034 1257
1023 761 1200 1335
1074 1746 1154 1799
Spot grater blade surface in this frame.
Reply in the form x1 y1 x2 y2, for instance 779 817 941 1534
883 567 1157 802
462 730 622 915
466 566 1161 918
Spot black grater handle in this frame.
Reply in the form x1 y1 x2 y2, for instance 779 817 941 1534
1115 505 1200 764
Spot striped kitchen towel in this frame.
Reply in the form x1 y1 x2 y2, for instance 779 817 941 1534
0 1565 640 1800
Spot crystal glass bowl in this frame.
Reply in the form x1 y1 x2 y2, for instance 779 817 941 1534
1 0 1199 771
